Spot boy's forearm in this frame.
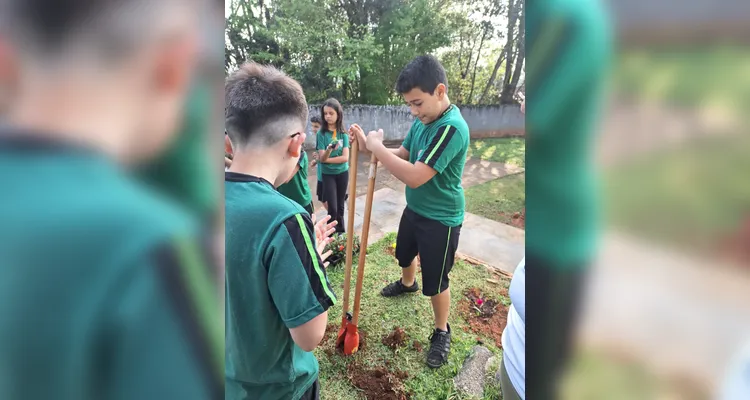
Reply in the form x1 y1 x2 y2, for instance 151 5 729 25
373 145 421 187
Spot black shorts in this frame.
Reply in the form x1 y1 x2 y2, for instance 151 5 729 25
303 202 314 215
395 207 461 296
525 253 589 399
299 379 320 400
316 180 325 202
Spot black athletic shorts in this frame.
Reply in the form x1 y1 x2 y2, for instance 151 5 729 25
316 180 325 202
299 379 320 400
395 207 461 296
303 202 314 215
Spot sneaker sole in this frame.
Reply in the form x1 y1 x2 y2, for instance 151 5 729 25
380 287 419 297
426 359 447 369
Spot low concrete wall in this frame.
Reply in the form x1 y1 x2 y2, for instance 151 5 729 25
304 104 523 147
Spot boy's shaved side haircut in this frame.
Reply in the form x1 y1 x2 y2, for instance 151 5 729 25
225 62 308 148
395 54 448 95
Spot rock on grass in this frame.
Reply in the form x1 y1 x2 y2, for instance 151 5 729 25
454 345 493 398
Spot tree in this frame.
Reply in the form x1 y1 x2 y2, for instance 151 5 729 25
224 0 512 105
499 0 524 104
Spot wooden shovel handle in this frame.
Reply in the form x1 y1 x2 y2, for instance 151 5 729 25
341 138 358 315
352 152 377 325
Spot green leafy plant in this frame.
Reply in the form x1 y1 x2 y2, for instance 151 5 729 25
324 232 360 268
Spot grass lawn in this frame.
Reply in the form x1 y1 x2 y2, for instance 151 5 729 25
604 134 750 253
562 350 708 400
466 138 525 167
464 173 525 229
615 46 750 117
316 233 511 400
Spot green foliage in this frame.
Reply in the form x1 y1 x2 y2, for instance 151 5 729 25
225 0 514 105
324 232 361 268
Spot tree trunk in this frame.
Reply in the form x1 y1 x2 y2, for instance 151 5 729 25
468 28 488 104
507 6 525 98
500 0 521 104
462 31 478 79
478 49 505 104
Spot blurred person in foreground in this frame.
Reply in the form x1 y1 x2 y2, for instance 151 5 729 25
0 0 222 399
526 0 612 398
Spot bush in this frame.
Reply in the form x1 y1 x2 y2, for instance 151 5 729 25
324 232 360 267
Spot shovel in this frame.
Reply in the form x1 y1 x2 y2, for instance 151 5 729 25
343 152 378 355
336 137 358 351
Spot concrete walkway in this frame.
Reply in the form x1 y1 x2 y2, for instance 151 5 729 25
579 232 750 394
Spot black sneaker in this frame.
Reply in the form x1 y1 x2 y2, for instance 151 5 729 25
380 279 419 297
426 324 451 368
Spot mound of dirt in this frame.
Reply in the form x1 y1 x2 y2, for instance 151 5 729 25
411 340 423 353
347 364 410 400
719 216 750 268
458 288 508 348
499 208 525 229
382 327 408 350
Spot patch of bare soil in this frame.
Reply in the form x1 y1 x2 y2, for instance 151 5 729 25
382 327 408 350
347 363 410 400
719 216 750 268
499 208 525 229
458 287 508 348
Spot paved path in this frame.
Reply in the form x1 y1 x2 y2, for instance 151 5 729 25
579 232 750 394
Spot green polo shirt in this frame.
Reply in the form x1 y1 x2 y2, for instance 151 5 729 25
0 134 223 400
402 104 470 227
225 172 336 400
316 129 349 175
526 0 612 266
277 151 313 210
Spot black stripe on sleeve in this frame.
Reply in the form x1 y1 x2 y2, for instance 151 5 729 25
419 125 458 168
281 214 336 310
153 242 223 400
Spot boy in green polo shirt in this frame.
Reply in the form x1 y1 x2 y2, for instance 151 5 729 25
0 1 222 399
225 61 338 400
351 55 469 368
278 147 314 214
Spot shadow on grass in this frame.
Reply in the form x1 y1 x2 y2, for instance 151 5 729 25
467 138 525 168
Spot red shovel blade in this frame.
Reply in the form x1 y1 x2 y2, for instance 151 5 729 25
342 324 359 355
335 312 353 348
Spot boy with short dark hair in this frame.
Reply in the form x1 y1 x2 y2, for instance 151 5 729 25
277 137 314 214
351 54 469 368
225 62 337 400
